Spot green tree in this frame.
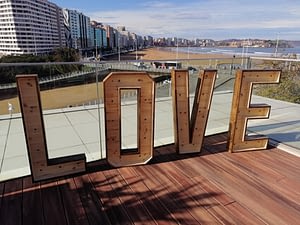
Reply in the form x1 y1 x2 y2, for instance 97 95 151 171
0 48 81 84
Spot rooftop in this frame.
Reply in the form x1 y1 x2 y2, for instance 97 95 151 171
0 59 300 224
0 133 299 224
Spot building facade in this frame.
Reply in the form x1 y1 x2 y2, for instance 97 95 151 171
65 9 92 50
0 0 65 55
90 21 107 50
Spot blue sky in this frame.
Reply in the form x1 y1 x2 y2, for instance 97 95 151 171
51 0 300 40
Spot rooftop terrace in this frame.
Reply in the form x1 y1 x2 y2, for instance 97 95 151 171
1 91 300 181
0 58 300 224
0 133 299 225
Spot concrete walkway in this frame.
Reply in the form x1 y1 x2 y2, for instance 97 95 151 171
0 91 299 181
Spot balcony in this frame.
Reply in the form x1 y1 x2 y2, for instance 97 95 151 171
0 58 299 224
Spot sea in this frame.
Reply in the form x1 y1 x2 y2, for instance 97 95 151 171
169 46 300 58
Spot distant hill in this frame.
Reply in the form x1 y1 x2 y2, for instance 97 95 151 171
288 41 300 47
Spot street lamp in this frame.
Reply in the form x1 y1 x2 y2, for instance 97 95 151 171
135 39 138 60
118 36 121 61
95 39 97 60
230 55 236 76
176 38 179 69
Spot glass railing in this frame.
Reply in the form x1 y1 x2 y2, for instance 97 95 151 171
0 56 299 181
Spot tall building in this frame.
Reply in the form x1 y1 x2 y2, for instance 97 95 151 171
145 36 154 47
104 25 116 49
64 9 92 50
0 0 65 55
90 21 107 50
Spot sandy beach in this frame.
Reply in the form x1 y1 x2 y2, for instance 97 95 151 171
109 47 231 61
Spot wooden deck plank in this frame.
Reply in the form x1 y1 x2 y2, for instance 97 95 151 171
203 133 300 220
58 178 90 225
119 166 179 224
154 144 236 208
185 157 271 224
0 134 299 225
215 149 300 209
174 151 239 207
137 165 199 224
153 146 226 209
158 162 225 224
207 204 238 225
208 150 300 216
88 170 133 225
142 163 222 224
73 174 111 225
220 201 266 225
40 180 68 225
102 168 156 225
206 202 266 225
187 152 300 225
0 182 4 212
0 179 23 225
250 149 300 179
22 177 44 225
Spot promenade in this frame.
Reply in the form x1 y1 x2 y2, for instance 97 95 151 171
0 90 299 181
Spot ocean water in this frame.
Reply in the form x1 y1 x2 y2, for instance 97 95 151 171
170 46 300 58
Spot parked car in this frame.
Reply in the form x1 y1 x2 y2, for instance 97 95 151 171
187 66 197 71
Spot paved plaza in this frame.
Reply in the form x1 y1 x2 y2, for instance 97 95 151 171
0 91 299 181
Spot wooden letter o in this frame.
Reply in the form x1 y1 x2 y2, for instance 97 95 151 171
103 72 155 167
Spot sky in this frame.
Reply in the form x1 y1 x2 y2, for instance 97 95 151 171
51 0 300 41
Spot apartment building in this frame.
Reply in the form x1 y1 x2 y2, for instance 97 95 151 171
104 25 115 49
64 9 92 50
0 0 65 55
90 21 107 50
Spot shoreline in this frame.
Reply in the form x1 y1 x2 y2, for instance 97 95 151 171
110 46 300 61
105 47 232 61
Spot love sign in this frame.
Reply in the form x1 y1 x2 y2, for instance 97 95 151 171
17 69 281 181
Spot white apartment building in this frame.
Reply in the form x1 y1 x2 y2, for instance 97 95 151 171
0 0 65 55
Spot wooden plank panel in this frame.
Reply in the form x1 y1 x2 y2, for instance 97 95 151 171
253 150 300 179
205 133 300 211
233 151 300 204
187 153 300 225
22 177 44 225
0 182 4 211
168 158 236 211
41 180 67 225
140 163 221 224
0 134 299 225
73 174 111 225
0 179 23 225
207 202 266 225
103 168 156 225
119 166 178 224
88 170 132 225
191 175 235 207
159 161 222 209
136 165 197 224
58 178 89 225
207 205 239 225
221 201 266 225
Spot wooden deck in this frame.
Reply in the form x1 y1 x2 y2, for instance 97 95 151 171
0 133 299 225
